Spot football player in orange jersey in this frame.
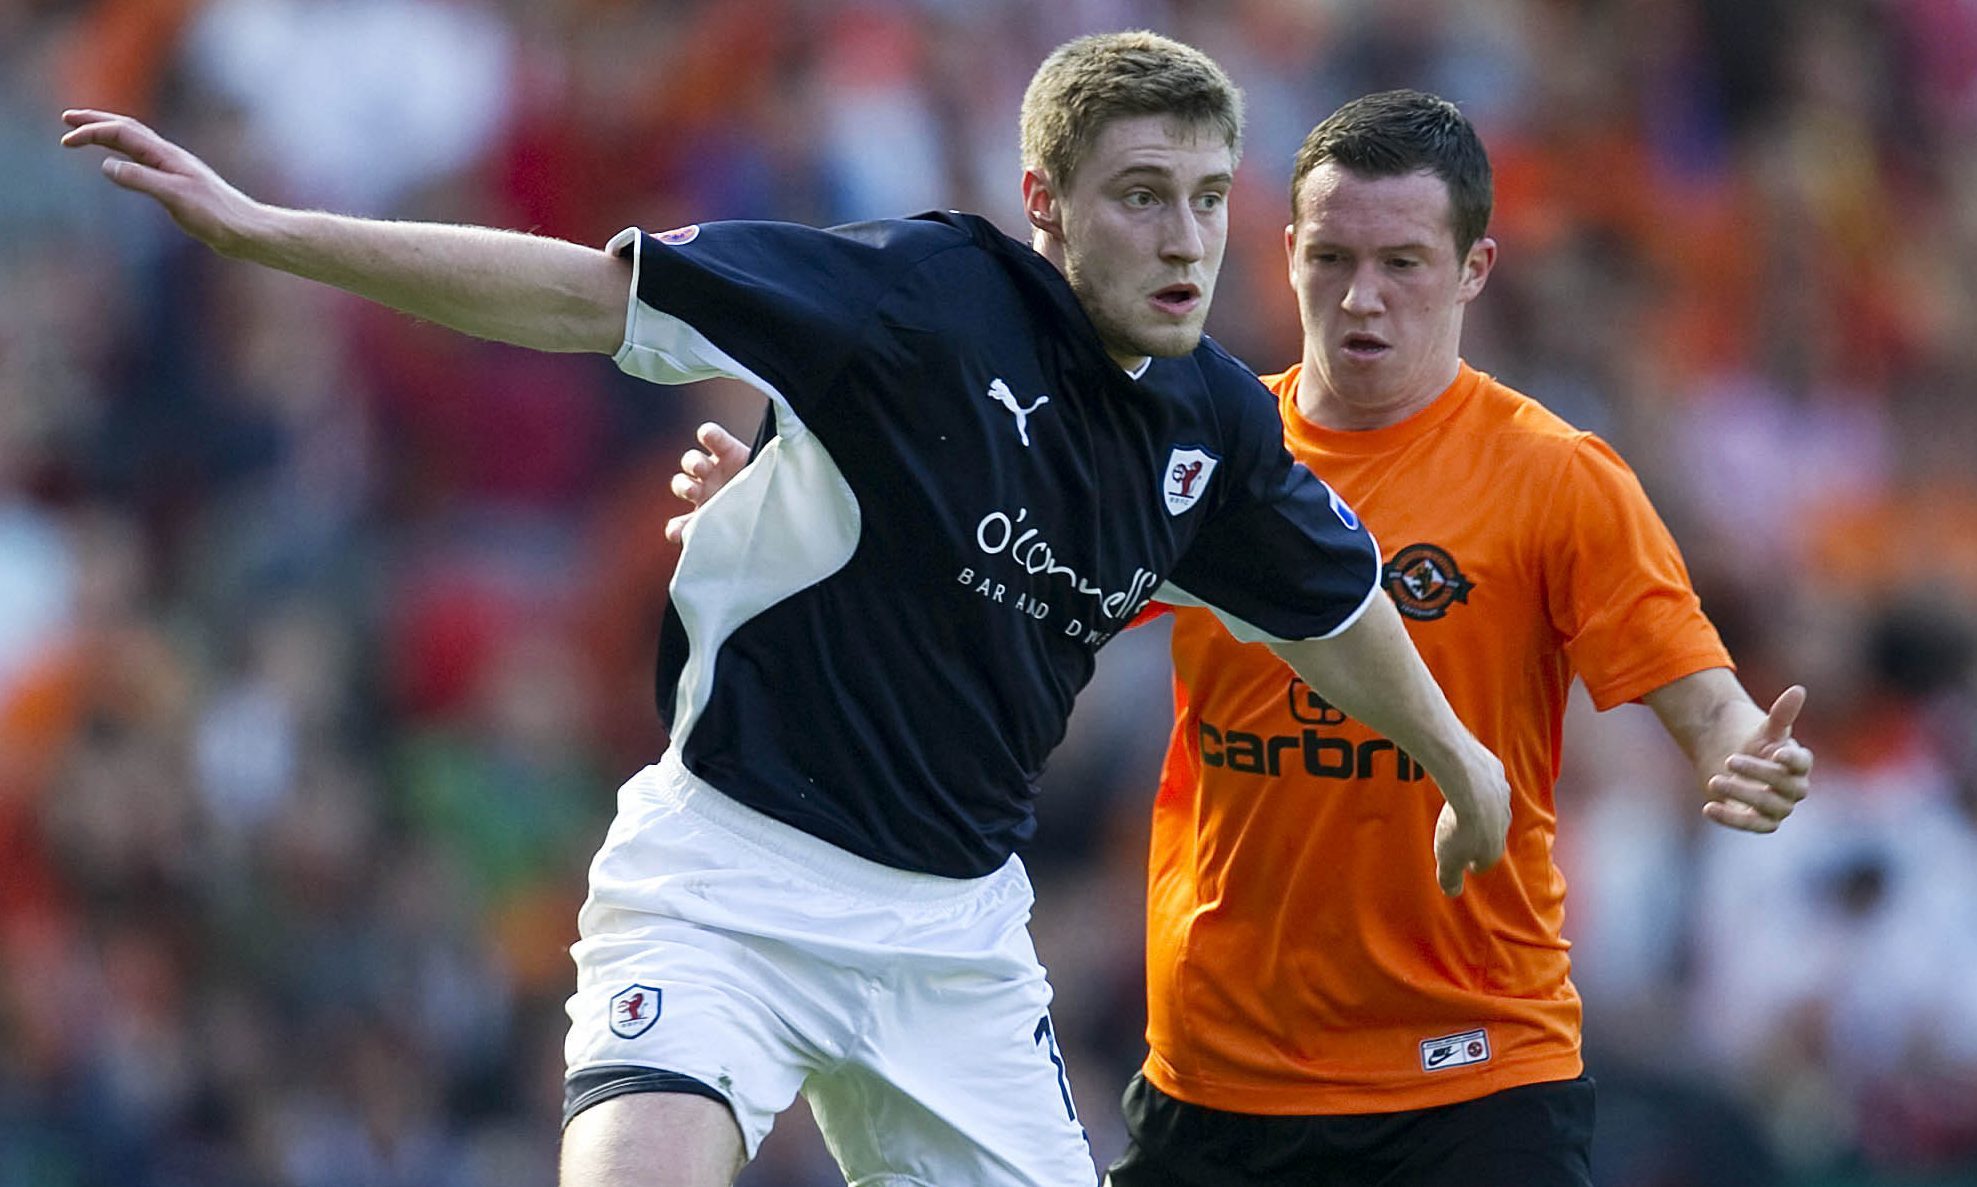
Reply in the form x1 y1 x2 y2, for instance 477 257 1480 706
667 89 1813 1187
1102 89 1813 1187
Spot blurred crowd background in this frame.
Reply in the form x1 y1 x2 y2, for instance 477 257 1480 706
4 0 1976 1184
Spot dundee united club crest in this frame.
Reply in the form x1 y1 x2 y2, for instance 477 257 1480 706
1382 543 1475 621
609 984 662 1039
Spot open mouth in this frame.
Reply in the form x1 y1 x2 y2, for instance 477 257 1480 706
1341 332 1390 359
1150 284 1201 316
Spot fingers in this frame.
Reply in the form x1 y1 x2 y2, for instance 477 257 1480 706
679 447 715 481
1706 770 1798 822
1705 738 1813 832
1727 749 1813 790
60 108 138 139
1761 740 1814 777
672 423 749 519
99 157 173 197
1435 849 1500 897
696 421 750 466
674 449 715 505
1433 803 1490 898
1707 686 1815 836
60 111 161 159
1437 852 1465 898
1752 684 1806 748
667 430 735 544
1433 805 1463 897
62 107 132 128
62 112 185 194
1702 799 1782 833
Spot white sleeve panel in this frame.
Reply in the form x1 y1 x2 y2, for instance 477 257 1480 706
607 227 743 385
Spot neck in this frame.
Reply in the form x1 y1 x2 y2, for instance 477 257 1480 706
1293 352 1461 431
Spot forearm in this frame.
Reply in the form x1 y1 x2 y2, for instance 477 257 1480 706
1268 594 1488 799
1645 667 1765 790
231 205 628 354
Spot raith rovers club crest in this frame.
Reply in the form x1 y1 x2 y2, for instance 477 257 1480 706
608 984 662 1039
1163 446 1219 515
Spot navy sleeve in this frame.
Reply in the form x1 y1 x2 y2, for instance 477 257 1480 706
607 219 949 418
1162 372 1381 643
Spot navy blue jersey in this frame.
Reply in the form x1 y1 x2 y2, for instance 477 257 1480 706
610 212 1379 877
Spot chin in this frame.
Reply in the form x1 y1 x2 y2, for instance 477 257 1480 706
1329 349 1391 374
1136 322 1207 359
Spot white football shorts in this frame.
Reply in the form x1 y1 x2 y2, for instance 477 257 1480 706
565 751 1097 1186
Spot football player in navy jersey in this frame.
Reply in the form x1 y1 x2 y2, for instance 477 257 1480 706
64 31 1509 1187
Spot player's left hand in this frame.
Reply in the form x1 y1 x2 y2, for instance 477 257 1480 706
1703 685 1813 833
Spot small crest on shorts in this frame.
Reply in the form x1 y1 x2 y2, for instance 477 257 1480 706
609 984 663 1039
1162 446 1219 516
657 225 701 246
1419 1027 1490 1072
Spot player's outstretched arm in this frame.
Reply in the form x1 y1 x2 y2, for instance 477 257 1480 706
1644 669 1813 833
1270 596 1512 897
60 109 626 355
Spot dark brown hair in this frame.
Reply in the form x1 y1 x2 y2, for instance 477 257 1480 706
1291 90 1492 253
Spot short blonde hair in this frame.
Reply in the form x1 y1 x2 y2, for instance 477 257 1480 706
1019 31 1244 188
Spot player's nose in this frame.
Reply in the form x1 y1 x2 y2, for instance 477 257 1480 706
1159 205 1205 264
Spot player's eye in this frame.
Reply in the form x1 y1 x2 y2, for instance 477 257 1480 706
1194 191 1226 213
1124 190 1158 209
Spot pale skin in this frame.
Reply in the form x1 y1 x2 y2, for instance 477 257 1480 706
62 105 1511 1182
1020 114 1230 369
59 110 628 355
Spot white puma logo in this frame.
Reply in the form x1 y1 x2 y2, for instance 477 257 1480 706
987 378 1050 447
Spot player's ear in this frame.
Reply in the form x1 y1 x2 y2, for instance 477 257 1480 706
1022 169 1064 241
1458 236 1497 303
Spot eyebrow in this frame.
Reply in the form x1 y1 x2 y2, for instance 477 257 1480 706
1304 235 1438 253
1108 164 1234 188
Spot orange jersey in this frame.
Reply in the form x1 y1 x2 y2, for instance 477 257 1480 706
1142 363 1731 1115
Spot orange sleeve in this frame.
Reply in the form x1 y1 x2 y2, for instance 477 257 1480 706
1544 435 1732 710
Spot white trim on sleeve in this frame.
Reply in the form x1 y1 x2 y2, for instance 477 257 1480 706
1154 556 1384 645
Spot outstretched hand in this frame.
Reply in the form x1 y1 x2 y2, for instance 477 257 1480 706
1703 684 1813 833
60 109 260 252
664 422 752 543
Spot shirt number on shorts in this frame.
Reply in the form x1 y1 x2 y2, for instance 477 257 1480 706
1033 1014 1077 1122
